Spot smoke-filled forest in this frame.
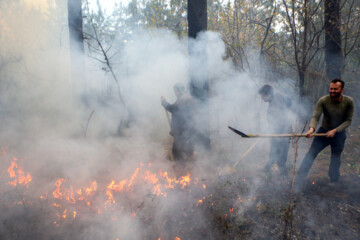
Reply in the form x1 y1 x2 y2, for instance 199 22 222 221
0 0 359 239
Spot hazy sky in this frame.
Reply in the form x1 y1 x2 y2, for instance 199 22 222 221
24 0 53 10
24 0 130 12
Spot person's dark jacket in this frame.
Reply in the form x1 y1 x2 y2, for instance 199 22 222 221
267 93 292 133
162 93 194 136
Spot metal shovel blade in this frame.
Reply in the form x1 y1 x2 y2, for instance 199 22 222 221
228 126 250 137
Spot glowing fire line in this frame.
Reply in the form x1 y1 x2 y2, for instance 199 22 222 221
3 152 208 227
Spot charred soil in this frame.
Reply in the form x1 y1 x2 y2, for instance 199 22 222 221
0 128 359 240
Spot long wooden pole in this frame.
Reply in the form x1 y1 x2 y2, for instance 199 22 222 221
244 133 327 138
228 126 327 138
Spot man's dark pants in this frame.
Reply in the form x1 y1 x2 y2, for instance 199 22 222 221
172 131 193 161
266 138 290 176
297 127 346 182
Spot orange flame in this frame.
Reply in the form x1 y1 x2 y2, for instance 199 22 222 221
62 209 68 219
53 178 65 199
5 156 201 226
127 167 140 188
7 159 17 178
144 170 159 184
159 171 176 189
66 186 76 204
106 180 127 204
179 173 191 189
85 181 97 195
153 184 165 196
7 158 32 187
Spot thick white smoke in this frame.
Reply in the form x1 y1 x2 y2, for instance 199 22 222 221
0 1 319 240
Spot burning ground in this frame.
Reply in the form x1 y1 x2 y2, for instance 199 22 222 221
0 128 359 240
0 2 359 239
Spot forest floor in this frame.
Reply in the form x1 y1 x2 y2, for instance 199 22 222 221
152 125 360 240
0 126 359 240
182 126 360 240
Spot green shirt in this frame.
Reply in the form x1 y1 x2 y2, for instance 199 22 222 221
310 95 354 132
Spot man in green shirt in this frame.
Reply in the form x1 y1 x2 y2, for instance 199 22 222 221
297 78 354 183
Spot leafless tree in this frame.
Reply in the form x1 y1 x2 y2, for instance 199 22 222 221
282 0 325 97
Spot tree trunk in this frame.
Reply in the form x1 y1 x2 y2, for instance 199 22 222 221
187 0 207 100
68 0 84 53
187 0 207 39
67 0 86 101
187 0 210 150
325 0 342 81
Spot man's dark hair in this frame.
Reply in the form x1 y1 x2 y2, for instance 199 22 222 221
331 78 345 88
258 84 273 96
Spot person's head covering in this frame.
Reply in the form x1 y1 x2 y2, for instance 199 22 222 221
258 84 273 96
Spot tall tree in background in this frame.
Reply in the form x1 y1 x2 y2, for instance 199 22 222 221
67 0 86 100
324 0 342 80
68 0 84 54
282 0 324 97
187 0 210 150
187 0 208 101
188 0 207 39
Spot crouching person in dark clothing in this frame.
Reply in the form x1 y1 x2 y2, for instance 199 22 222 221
259 84 293 176
297 79 354 184
161 83 194 173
